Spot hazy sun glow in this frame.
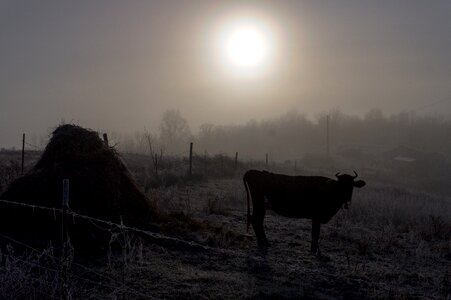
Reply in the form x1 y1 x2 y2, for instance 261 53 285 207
218 18 272 75
226 26 267 68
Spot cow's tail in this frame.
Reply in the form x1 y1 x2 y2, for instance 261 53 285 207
243 177 251 233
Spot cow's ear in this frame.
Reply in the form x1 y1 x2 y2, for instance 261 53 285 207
354 180 366 188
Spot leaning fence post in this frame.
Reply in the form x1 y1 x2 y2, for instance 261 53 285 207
189 142 193 176
61 179 70 299
21 133 25 175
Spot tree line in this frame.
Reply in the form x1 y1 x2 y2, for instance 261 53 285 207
110 108 451 162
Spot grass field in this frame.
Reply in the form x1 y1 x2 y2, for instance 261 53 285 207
0 151 450 299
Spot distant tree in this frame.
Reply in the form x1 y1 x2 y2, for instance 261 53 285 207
364 108 384 122
159 109 192 153
199 123 214 138
197 123 215 152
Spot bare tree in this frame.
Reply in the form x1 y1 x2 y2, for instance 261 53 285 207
159 109 192 154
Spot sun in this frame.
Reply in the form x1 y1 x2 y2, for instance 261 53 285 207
218 19 272 75
225 26 267 68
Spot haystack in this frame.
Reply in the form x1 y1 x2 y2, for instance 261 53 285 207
0 124 157 249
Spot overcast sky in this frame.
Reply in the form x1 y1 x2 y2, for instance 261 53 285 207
1 0 450 147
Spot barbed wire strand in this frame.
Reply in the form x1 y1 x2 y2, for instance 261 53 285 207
0 226 172 299
0 198 245 256
0 198 262 298
24 141 42 150
0 197 257 290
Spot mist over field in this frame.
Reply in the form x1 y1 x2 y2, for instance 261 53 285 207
111 109 451 158
100 108 451 197
0 1 450 299
1 1 451 148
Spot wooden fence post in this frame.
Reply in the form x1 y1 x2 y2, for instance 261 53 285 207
189 142 193 176
21 133 25 175
235 152 238 171
62 179 70 299
265 153 268 167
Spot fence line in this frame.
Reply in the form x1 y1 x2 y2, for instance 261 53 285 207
0 197 256 298
24 141 41 150
0 198 246 256
1 224 160 299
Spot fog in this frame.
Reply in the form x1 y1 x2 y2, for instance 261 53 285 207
2 2 451 297
106 108 448 158
1 1 451 148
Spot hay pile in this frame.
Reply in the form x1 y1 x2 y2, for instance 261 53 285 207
0 124 157 249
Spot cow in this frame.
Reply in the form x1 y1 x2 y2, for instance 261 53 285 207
243 170 366 254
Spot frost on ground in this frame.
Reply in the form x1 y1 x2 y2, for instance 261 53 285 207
0 153 450 299
134 178 450 299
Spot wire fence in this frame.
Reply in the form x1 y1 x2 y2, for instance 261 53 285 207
0 197 253 298
24 141 42 151
0 199 247 254
0 241 157 300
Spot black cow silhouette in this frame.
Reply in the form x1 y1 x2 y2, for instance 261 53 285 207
243 170 366 254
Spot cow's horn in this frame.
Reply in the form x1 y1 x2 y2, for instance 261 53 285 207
353 171 358 179
335 172 341 178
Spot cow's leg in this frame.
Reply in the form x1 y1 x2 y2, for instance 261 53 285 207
251 193 269 247
310 220 321 255
255 206 269 247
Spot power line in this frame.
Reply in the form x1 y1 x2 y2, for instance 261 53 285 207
411 98 450 112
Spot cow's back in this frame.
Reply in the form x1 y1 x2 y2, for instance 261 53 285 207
244 170 337 219
265 175 332 218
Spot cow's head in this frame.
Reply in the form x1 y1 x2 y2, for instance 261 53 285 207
335 171 366 208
